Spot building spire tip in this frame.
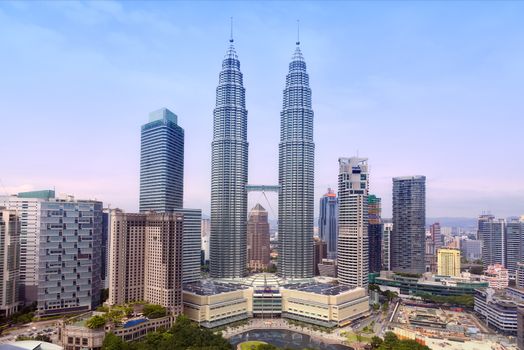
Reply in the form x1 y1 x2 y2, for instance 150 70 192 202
296 19 300 45
229 17 234 43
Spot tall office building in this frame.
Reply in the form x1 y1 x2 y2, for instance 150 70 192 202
38 198 102 316
430 223 443 250
139 108 184 213
460 239 482 261
368 195 382 274
0 208 21 317
318 189 338 259
382 223 393 271
437 248 461 277
101 209 110 288
176 209 202 284
337 157 369 288
278 41 315 279
108 210 184 315
247 204 270 271
478 215 505 269
138 108 201 284
210 37 249 279
0 190 55 303
391 176 426 274
505 218 524 278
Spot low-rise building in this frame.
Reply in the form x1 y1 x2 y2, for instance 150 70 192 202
182 277 369 328
281 283 369 327
59 312 172 350
482 264 509 290
182 281 251 328
474 288 521 335
373 271 488 297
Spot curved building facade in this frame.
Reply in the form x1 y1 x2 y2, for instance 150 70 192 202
278 44 315 279
210 40 249 278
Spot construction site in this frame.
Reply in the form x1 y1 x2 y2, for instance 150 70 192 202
390 302 518 350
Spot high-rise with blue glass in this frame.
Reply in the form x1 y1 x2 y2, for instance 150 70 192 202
278 41 315 279
139 108 184 212
319 189 338 259
139 108 201 284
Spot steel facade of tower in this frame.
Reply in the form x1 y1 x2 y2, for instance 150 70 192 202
210 40 249 278
391 176 426 274
278 44 315 279
139 108 184 213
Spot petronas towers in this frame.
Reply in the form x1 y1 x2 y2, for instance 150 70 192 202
210 38 249 279
210 36 314 279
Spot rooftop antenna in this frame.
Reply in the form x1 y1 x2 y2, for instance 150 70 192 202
230 17 234 43
296 19 300 45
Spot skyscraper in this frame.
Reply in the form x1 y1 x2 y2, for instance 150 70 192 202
337 157 369 288
38 198 102 316
382 222 393 271
368 195 382 274
391 176 426 274
505 217 524 278
139 108 184 213
478 214 505 269
313 237 328 276
278 41 315 279
247 204 270 271
138 108 201 284
0 207 21 317
210 37 248 279
0 190 55 303
108 210 184 315
318 189 338 259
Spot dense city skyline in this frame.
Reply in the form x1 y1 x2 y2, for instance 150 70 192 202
1 1 524 218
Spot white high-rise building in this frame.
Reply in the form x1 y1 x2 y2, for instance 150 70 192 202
0 190 55 303
337 157 369 288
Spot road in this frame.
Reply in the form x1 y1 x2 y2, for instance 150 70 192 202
0 320 60 344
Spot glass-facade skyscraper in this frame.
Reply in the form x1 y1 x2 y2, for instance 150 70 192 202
210 38 249 278
278 43 315 279
139 108 184 213
318 189 338 259
368 194 382 274
139 108 200 284
391 176 426 274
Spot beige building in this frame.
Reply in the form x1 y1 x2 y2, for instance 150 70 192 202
247 204 270 271
0 207 21 317
183 279 369 328
437 248 461 277
108 210 184 314
60 312 172 350
183 281 251 328
281 283 369 327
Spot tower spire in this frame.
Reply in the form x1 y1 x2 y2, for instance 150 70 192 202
296 19 300 45
230 17 234 43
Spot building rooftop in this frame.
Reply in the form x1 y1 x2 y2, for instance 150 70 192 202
183 280 248 296
243 273 285 288
282 282 354 295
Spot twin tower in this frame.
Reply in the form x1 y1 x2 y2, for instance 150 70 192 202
210 36 315 279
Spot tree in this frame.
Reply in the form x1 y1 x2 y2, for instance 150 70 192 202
35 334 52 342
142 304 166 319
86 315 107 329
102 333 127 350
370 336 383 349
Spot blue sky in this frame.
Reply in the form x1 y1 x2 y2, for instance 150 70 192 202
1 1 523 219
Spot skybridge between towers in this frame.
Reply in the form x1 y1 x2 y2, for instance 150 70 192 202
246 185 279 220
